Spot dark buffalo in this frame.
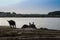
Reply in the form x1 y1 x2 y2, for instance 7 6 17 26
22 22 36 29
22 24 29 28
7 20 16 29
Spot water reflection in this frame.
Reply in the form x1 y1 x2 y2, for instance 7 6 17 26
0 18 60 30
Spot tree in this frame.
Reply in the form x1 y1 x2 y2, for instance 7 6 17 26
12 12 16 14
48 11 60 15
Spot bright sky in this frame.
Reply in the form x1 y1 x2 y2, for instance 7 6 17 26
0 0 60 14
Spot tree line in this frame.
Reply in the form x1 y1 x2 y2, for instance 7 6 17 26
0 11 60 17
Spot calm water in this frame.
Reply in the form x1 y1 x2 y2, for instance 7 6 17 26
0 18 60 30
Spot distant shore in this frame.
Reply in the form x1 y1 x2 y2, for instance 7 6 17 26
0 11 60 18
0 16 60 18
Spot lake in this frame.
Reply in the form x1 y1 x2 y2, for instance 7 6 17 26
0 17 60 30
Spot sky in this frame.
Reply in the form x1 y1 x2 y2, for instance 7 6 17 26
0 0 60 14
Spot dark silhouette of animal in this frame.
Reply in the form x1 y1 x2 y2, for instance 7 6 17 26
7 20 16 28
22 24 29 28
29 22 36 29
22 22 36 29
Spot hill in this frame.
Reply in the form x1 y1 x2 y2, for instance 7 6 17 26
48 11 60 15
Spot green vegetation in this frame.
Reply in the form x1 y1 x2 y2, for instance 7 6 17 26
48 11 60 15
0 11 60 17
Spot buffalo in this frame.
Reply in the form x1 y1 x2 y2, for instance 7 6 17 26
22 22 36 29
7 20 16 29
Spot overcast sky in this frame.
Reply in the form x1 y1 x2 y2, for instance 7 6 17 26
0 0 60 14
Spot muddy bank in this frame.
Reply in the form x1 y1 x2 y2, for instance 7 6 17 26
0 37 60 40
0 26 60 40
